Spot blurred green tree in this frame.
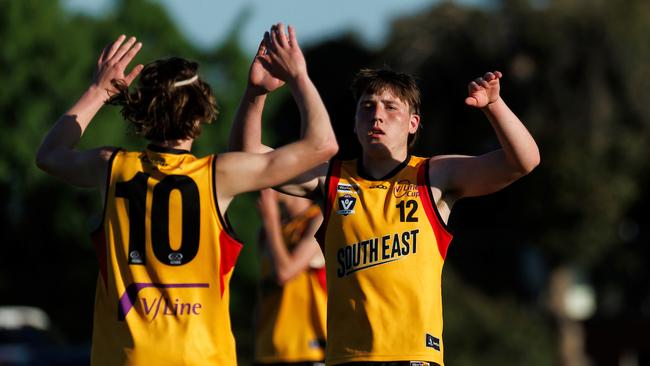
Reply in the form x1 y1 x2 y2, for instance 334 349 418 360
0 2 268 358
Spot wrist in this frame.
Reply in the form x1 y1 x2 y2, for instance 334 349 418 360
245 84 271 99
481 96 504 112
85 84 112 104
287 71 310 91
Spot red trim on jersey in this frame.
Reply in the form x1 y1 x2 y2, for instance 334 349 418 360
313 266 327 292
417 160 453 260
219 231 243 297
315 161 341 250
91 228 108 290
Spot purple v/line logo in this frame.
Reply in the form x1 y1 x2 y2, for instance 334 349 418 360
117 282 208 320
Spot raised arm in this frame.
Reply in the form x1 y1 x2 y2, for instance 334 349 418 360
228 40 282 154
228 24 330 198
217 24 337 211
430 71 540 211
257 189 323 285
36 35 143 188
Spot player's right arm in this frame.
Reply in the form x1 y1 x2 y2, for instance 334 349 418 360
217 24 337 211
228 24 329 198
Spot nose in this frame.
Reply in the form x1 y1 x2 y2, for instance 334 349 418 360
370 105 384 123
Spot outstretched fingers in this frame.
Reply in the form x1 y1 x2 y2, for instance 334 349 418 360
111 36 137 65
117 41 142 69
264 30 276 54
103 35 126 63
287 25 298 48
273 22 289 48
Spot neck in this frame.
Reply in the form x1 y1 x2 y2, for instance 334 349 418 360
361 148 409 180
151 139 193 151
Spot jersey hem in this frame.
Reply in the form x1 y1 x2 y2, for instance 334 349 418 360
254 356 326 363
327 353 442 365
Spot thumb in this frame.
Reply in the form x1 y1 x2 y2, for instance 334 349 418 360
464 97 478 107
256 40 266 57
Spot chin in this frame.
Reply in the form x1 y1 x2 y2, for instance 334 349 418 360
362 141 392 157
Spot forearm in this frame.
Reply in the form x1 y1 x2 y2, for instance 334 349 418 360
229 87 268 153
37 86 106 166
482 98 540 174
288 74 337 155
261 215 294 282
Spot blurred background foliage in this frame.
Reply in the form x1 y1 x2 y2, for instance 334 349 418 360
1 0 649 364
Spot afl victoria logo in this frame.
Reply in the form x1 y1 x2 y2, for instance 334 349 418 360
337 194 357 216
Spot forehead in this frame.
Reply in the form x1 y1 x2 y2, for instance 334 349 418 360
358 88 409 106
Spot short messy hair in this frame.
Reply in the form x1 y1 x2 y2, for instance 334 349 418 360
108 57 218 141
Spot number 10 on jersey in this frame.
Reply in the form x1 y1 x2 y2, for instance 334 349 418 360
115 172 201 266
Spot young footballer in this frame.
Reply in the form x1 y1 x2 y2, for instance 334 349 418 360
36 27 337 366
230 22 539 366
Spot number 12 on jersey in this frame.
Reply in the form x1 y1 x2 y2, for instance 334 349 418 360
396 200 418 222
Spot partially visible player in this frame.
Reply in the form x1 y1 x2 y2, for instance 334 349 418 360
230 26 540 365
35 26 337 366
254 188 327 366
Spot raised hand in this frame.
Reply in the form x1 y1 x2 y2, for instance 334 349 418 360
249 40 285 95
258 23 307 83
465 71 502 108
94 35 143 101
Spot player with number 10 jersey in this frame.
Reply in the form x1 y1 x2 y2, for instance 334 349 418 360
91 146 241 365
36 26 338 366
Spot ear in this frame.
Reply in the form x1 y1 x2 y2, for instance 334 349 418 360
408 114 420 134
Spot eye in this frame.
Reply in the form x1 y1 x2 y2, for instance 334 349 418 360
386 104 398 111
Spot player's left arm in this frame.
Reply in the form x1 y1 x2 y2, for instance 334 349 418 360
35 35 143 188
430 71 540 200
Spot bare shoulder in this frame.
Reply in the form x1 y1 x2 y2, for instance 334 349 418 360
426 154 472 222
427 154 468 188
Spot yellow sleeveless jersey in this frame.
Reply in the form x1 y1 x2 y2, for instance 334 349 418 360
318 155 453 365
90 145 242 366
255 205 327 363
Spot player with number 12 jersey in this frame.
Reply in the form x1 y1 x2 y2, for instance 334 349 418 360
318 155 452 365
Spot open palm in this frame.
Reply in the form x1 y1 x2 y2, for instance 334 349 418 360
249 42 285 94
94 35 143 101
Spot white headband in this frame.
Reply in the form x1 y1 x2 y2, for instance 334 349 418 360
173 75 199 87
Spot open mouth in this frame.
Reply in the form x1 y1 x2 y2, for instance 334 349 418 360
367 127 385 137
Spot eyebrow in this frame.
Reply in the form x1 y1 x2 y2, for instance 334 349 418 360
359 97 403 105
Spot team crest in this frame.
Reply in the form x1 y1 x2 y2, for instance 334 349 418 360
337 194 357 216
